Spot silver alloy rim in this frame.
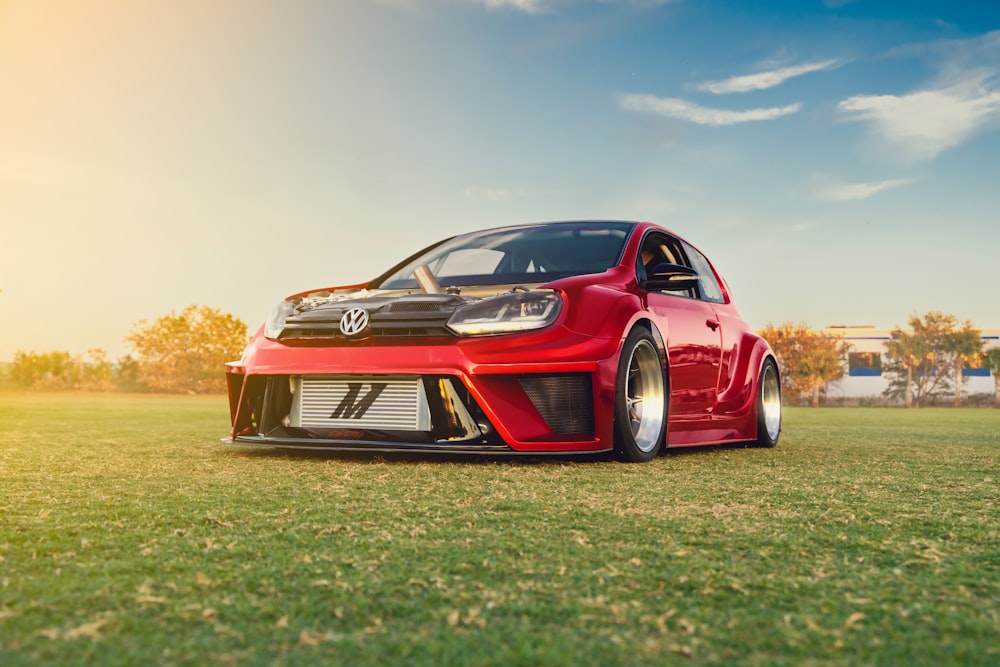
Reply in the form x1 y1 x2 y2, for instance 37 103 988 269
626 339 666 453
761 363 781 441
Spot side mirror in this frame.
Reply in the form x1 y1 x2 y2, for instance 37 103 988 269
642 262 700 292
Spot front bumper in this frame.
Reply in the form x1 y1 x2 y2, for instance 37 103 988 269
224 328 622 454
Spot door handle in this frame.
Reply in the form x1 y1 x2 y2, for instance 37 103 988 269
706 319 720 331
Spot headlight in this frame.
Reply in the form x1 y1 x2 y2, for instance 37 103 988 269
264 299 296 340
447 290 562 336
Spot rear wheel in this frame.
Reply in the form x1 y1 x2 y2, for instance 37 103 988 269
755 357 781 447
614 327 667 463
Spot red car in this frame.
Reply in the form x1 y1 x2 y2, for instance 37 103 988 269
224 221 781 462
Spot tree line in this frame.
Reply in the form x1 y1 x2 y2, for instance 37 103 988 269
7 305 247 394
759 311 1000 408
7 305 998 405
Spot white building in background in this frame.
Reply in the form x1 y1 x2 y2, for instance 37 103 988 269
821 326 1000 401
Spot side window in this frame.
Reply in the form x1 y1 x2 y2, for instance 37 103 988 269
638 233 682 279
637 232 697 299
682 242 726 303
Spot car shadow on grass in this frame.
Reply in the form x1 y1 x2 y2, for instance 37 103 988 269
221 440 758 466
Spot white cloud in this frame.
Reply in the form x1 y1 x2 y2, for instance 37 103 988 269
697 60 840 94
886 29 1000 67
839 73 1000 160
619 94 801 126
471 0 675 12
812 176 912 202
480 0 547 11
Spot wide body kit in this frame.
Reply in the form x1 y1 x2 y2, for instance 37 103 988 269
224 221 780 459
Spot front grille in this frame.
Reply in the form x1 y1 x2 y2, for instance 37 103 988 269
519 374 594 435
384 302 447 313
280 295 465 340
280 324 453 339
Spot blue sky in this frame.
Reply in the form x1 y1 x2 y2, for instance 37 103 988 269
1 0 999 360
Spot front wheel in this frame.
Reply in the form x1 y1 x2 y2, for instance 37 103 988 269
614 327 668 463
755 357 781 447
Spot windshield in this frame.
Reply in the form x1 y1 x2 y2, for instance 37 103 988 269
371 222 635 289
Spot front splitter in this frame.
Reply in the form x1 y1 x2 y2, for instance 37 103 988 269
222 436 612 458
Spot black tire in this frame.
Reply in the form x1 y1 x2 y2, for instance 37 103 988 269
614 327 668 463
755 357 781 448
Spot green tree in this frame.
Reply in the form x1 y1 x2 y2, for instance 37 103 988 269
943 322 983 407
10 349 123 391
10 350 78 390
758 322 849 407
114 354 145 393
126 305 248 394
883 312 959 407
79 348 116 392
883 330 930 408
982 348 1000 408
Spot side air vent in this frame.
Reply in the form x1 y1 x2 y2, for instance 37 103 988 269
518 374 595 435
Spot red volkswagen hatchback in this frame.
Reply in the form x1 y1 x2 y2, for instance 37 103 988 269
224 221 781 462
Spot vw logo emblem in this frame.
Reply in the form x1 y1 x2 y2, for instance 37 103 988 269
339 308 370 336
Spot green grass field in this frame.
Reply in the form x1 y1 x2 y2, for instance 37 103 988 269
1 392 998 666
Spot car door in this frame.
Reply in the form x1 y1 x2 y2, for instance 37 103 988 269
638 232 722 418
680 240 733 401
